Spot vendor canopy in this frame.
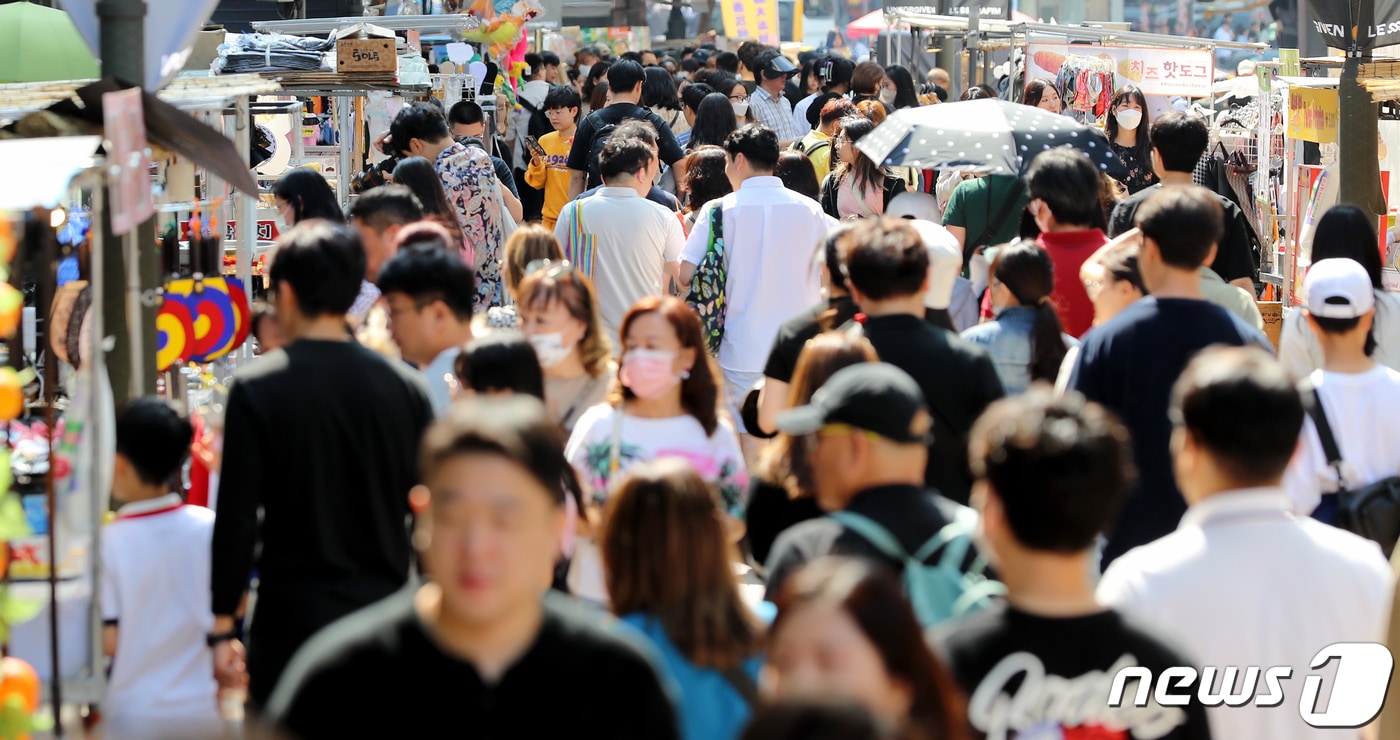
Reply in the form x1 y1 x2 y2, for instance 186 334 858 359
1307 0 1400 50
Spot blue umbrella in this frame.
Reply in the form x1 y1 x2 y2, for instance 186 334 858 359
856 98 1120 176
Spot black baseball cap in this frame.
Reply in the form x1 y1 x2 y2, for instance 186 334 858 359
777 363 934 445
757 50 798 79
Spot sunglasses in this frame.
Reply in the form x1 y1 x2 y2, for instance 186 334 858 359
525 259 577 279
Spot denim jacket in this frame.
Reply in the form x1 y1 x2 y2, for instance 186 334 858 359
960 307 1078 395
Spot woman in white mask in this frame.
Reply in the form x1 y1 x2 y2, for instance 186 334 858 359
1104 85 1158 194
517 261 615 432
564 295 747 603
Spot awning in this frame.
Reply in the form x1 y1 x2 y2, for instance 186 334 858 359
0 135 101 212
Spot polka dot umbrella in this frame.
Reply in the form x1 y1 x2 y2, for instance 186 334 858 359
855 98 1119 176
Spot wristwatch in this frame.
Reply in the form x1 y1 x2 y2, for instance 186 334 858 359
206 631 238 647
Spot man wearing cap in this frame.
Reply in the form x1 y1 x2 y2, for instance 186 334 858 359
763 362 982 598
1281 258 1400 519
750 49 801 147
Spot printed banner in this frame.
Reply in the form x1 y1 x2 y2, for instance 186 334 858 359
1026 43 1215 98
1287 86 1340 144
722 0 781 46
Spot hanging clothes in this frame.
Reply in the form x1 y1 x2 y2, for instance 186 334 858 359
1055 54 1115 128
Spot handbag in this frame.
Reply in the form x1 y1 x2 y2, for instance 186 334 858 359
1302 385 1400 557
684 203 728 356
563 199 597 279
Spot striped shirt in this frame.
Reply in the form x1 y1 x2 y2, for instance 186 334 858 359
750 86 801 143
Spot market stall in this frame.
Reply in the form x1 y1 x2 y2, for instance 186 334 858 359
0 74 275 728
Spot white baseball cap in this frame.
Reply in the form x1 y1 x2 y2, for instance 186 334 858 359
1304 258 1375 319
907 219 962 310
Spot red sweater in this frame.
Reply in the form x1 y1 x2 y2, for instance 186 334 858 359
1037 229 1109 338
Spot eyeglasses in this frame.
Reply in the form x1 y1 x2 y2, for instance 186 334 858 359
729 94 749 102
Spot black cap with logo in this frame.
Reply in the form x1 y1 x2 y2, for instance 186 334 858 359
777 363 934 445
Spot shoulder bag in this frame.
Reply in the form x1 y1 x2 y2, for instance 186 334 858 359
684 203 728 356
1302 385 1400 557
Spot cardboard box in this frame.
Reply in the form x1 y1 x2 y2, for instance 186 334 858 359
335 23 397 74
1259 301 1283 349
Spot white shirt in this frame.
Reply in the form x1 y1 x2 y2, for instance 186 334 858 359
1283 365 1400 515
101 494 221 730
681 176 828 373
555 187 685 348
1098 488 1393 740
564 404 750 603
792 92 819 137
421 346 461 416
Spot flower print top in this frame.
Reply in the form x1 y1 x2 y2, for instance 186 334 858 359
434 142 506 312
564 403 749 516
1110 141 1159 194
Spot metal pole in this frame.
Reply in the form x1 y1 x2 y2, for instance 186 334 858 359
123 232 143 398
337 96 352 207
86 182 106 707
235 96 256 364
98 0 152 401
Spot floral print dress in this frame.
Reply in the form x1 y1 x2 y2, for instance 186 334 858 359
435 142 507 311
1110 141 1159 194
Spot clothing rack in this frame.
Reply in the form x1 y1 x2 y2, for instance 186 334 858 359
1054 54 1115 128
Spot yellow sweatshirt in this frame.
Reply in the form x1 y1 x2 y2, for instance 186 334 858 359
525 130 574 231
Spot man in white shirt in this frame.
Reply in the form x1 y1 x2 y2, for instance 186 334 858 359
1283 257 1400 519
680 124 830 456
1098 345 1393 740
749 50 801 147
555 134 684 347
376 241 477 415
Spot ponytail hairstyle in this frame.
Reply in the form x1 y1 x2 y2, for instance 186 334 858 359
994 243 1068 383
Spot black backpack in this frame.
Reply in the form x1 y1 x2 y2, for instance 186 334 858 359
518 95 553 141
586 121 619 190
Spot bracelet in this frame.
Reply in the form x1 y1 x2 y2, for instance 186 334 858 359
206 631 238 648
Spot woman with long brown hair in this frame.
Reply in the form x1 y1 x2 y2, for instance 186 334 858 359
516 260 615 432
820 117 904 220
602 458 764 740
766 558 968 740
391 157 467 249
564 296 747 602
747 331 878 564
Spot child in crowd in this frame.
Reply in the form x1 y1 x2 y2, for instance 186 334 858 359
526 84 582 231
101 398 222 736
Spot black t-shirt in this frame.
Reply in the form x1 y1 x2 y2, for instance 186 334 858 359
936 605 1213 740
1108 184 1256 284
763 297 861 384
267 590 680 739
1070 297 1270 565
762 298 952 385
211 339 434 703
744 478 824 566
763 484 976 599
861 314 1005 504
566 103 686 187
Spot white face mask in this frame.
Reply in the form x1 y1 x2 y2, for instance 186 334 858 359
1115 108 1143 131
578 64 592 77
732 101 749 118
529 332 572 368
879 88 897 105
